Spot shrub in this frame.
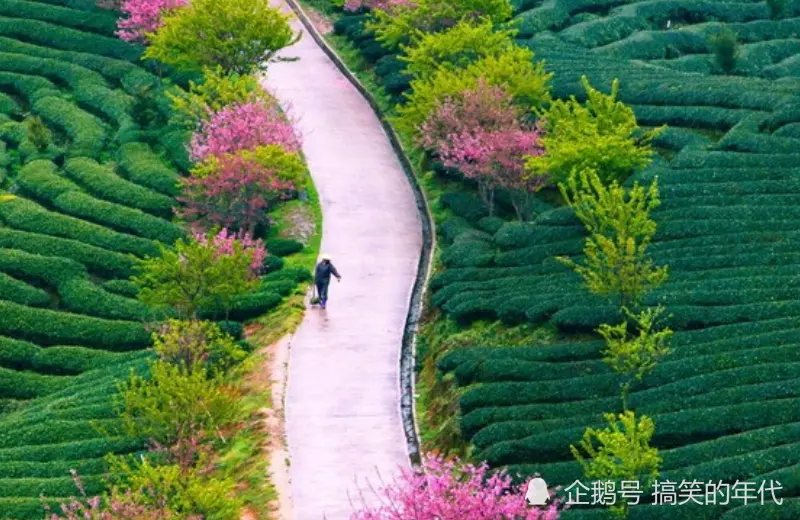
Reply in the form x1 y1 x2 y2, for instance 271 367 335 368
0 272 51 307
33 96 107 159
350 453 561 519
366 0 513 50
400 19 516 80
132 233 259 319
58 278 157 322
63 158 175 218
526 76 661 186
266 237 304 257
179 147 300 234
710 27 740 74
168 66 275 128
151 319 246 374
23 116 51 152
766 0 788 20
395 46 551 137
188 101 300 162
116 0 188 43
144 0 297 74
116 142 180 196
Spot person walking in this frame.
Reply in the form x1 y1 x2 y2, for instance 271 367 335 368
313 254 341 309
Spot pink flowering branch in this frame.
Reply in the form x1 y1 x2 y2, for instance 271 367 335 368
116 0 187 44
350 454 561 520
193 228 267 275
189 101 301 163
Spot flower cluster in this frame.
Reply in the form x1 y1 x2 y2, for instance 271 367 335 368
179 151 295 235
188 101 301 162
194 228 267 275
116 0 187 43
343 0 412 12
350 454 561 520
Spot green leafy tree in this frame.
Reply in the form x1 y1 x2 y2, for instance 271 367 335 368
400 18 516 81
23 115 52 152
598 306 672 410
558 168 668 309
168 66 275 128
132 235 258 319
369 0 512 50
395 46 552 137
119 361 243 458
710 27 739 74
144 0 297 74
527 76 662 186
571 410 661 518
152 319 246 375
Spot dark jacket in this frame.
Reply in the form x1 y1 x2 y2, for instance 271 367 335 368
314 261 340 284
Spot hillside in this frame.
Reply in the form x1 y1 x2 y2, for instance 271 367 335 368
322 0 800 518
0 1 306 517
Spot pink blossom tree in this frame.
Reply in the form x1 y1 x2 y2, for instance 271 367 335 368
418 80 545 220
188 101 301 163
178 151 295 235
350 454 561 520
193 227 267 275
115 0 187 43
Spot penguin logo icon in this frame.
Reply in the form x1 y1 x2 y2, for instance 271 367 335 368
525 477 550 506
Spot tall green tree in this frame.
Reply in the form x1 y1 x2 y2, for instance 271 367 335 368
571 410 661 518
598 306 672 410
527 76 662 186
558 168 668 309
144 0 297 74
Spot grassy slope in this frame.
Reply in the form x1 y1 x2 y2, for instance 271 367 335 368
298 1 800 519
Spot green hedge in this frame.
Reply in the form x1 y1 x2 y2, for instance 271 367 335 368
0 16 139 61
0 336 130 375
102 279 139 298
0 457 106 479
0 367 69 400
0 247 86 288
53 191 183 243
116 142 180 196
0 228 133 279
266 237 304 257
0 197 159 257
0 272 50 307
0 71 59 103
0 300 148 348
64 157 175 218
33 96 107 159
0 474 104 498
58 278 157 322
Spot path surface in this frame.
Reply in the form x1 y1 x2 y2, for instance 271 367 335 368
262 4 423 519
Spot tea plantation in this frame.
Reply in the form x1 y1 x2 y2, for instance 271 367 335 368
331 0 800 517
420 1 800 518
0 1 308 517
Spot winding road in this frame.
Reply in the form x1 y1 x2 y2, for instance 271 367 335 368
262 3 423 519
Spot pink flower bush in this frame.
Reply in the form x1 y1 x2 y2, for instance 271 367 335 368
116 0 187 43
350 454 561 520
418 81 545 218
178 152 295 234
344 0 412 12
189 101 301 163
194 228 266 275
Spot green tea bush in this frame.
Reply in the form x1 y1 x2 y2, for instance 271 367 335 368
58 279 157 322
64 158 175 218
0 300 148 348
0 367 66 399
0 272 50 307
32 96 107 159
0 197 159 257
116 142 180 196
265 237 304 257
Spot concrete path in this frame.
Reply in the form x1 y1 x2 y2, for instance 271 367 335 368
262 4 423 519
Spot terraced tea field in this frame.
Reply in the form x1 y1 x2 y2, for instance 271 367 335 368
0 1 309 517
420 1 800 518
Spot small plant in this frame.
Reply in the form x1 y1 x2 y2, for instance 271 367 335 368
115 0 187 44
571 411 661 518
557 168 668 309
766 0 786 19
24 115 52 152
710 27 739 74
597 306 672 410
350 453 561 519
152 319 246 375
